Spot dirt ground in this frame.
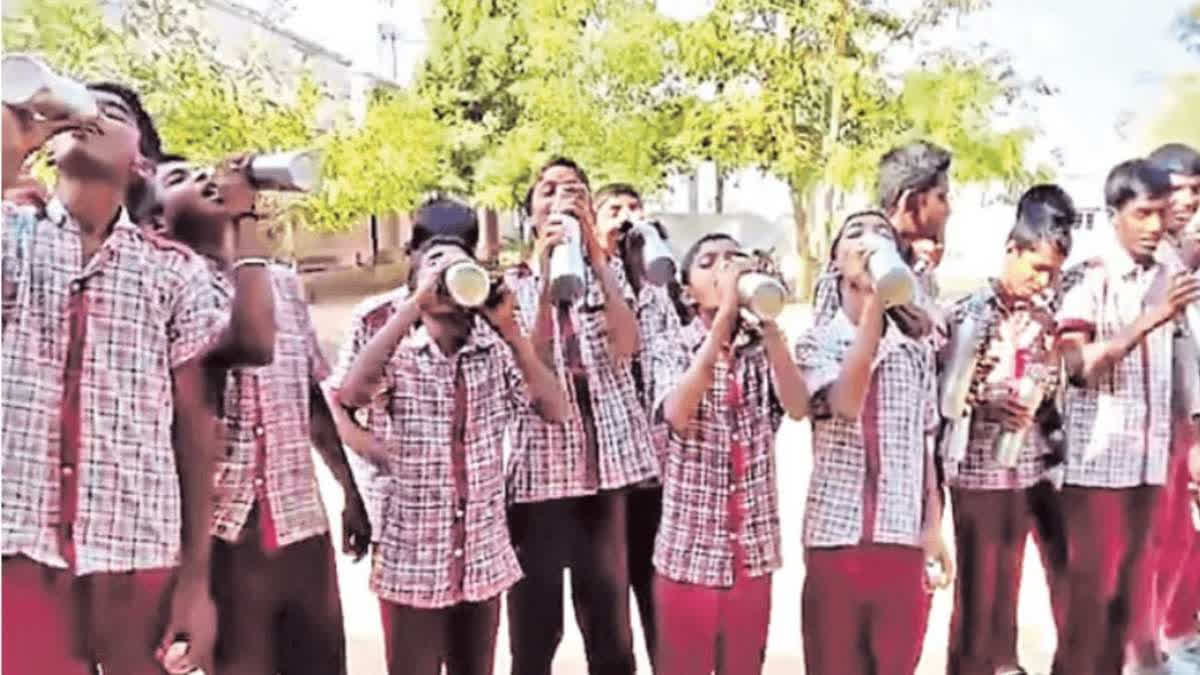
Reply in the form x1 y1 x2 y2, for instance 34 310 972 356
306 295 1059 674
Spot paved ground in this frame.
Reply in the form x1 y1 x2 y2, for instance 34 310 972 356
306 298 1061 674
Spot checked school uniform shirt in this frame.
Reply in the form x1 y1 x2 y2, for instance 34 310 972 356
370 322 526 608
1055 243 1176 489
2 198 229 574
505 259 657 503
943 282 1061 491
212 265 332 550
327 286 410 537
795 309 939 549
649 319 784 588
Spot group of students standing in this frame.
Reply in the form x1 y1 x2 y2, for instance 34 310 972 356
1 74 1199 675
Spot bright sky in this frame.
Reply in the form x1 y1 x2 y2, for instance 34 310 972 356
261 0 1196 176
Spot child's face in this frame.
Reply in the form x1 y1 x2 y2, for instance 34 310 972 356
834 212 897 288
1113 193 1169 262
1002 240 1065 300
686 237 742 311
413 243 473 316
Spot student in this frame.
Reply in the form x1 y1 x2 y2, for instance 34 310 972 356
153 153 373 673
1145 142 1200 669
592 181 681 666
2 84 224 674
1053 159 1200 674
326 199 482 543
813 141 952 344
649 234 809 674
941 196 1074 675
795 210 952 675
504 157 657 675
338 237 568 675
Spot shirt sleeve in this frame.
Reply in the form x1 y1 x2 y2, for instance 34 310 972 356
1055 263 1098 339
1 202 34 324
278 269 331 383
500 339 533 417
794 326 842 405
168 255 231 369
648 326 691 424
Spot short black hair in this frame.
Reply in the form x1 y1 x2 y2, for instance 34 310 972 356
408 197 479 253
594 182 641 208
522 156 591 217
157 152 189 165
680 233 738 286
87 82 163 161
1016 184 1078 227
1104 159 1173 211
877 140 952 213
407 235 475 289
1148 143 1200 177
1008 201 1073 258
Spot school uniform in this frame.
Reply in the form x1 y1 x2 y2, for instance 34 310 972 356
626 283 680 664
371 322 527 675
1 199 228 674
648 318 783 675
940 283 1069 674
795 309 939 675
505 261 656 675
1053 247 1176 674
210 265 347 674
328 286 412 544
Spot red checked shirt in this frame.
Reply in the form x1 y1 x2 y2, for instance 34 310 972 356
795 310 939 549
212 265 331 549
370 323 525 608
327 287 410 538
506 260 657 502
943 283 1060 491
1056 246 1175 489
649 319 784 588
2 199 228 574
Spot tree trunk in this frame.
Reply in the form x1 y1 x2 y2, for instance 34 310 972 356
479 207 500 263
715 162 724 214
790 187 821 303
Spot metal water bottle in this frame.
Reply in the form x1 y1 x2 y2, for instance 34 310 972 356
628 221 677 286
861 232 917 308
2 54 97 121
737 272 787 321
548 213 586 303
939 313 986 419
442 259 492 308
248 150 321 192
993 351 1043 468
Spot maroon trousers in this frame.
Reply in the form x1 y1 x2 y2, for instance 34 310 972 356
379 597 501 675
653 571 772 675
802 544 931 675
1 555 173 675
947 484 1069 675
1155 419 1200 642
506 491 635 675
211 523 346 675
626 484 662 666
1052 485 1161 675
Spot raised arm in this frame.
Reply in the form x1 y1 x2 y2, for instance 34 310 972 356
824 294 886 420
484 289 569 423
761 320 810 420
338 296 422 410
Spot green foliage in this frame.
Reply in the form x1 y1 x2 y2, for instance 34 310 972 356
1145 73 1200 150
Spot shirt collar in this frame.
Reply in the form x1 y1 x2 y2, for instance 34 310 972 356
1101 232 1157 280
405 318 500 358
45 196 136 235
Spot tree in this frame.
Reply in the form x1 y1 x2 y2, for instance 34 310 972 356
667 0 1048 297
407 0 690 210
2 0 450 233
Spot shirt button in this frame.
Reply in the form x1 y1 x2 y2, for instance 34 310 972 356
61 465 75 477
727 532 737 541
253 426 265 437
728 484 737 494
69 281 82 293
253 477 265 488
731 433 741 442
453 548 464 558
455 509 465 519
